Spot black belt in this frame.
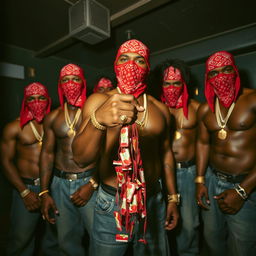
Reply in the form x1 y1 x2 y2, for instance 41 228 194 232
176 159 195 169
101 181 162 197
53 167 95 181
212 168 248 183
21 177 40 186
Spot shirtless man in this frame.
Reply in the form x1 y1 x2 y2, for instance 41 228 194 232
93 76 114 93
0 82 55 255
159 59 200 256
72 39 179 256
39 64 97 256
196 51 256 256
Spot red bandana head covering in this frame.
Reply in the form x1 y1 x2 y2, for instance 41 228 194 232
20 82 51 128
93 77 114 93
161 66 189 118
114 39 150 98
205 51 240 111
58 63 87 108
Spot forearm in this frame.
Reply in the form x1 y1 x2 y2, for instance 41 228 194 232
196 141 210 176
40 152 54 191
240 167 256 194
2 161 27 192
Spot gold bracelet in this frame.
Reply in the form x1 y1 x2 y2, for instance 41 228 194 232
20 188 31 198
38 189 49 197
89 178 99 190
90 110 106 131
194 176 205 184
167 194 180 205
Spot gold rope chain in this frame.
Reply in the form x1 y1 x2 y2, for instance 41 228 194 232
116 87 148 128
29 121 44 145
215 98 235 129
64 102 81 137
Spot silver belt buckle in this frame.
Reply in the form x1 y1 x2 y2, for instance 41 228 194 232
66 173 77 181
176 163 181 169
34 178 40 186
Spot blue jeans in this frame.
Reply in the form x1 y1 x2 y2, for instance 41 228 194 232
51 174 97 256
90 184 170 256
7 184 59 256
202 167 256 256
175 165 199 256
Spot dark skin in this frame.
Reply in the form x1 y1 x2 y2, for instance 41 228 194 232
96 86 114 93
163 80 200 162
40 75 95 224
73 52 179 230
196 65 256 214
0 95 46 212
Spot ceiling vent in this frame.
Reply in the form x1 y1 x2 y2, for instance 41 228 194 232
69 0 110 44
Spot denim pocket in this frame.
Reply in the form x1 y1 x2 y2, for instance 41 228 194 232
95 192 115 214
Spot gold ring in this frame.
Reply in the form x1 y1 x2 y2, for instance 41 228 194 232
120 115 128 122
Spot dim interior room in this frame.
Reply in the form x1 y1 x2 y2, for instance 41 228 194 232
1 0 256 255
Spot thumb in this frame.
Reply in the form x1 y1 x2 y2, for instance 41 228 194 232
133 98 144 112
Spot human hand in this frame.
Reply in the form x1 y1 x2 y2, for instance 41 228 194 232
23 191 41 211
165 202 179 230
196 183 210 210
70 183 94 207
95 93 144 127
41 194 59 224
214 189 244 214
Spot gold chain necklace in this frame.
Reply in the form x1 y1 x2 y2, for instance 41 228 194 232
215 98 235 140
64 102 81 137
116 87 148 128
29 121 44 146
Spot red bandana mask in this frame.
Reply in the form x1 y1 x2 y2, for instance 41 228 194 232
58 64 87 108
20 82 51 128
161 66 189 118
114 39 150 98
205 51 240 111
93 77 113 93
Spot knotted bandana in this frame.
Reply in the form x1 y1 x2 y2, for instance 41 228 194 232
114 39 150 98
58 64 87 108
161 66 189 118
20 82 51 128
205 51 240 111
93 77 113 93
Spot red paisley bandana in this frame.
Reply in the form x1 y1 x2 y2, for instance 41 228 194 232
114 39 149 98
161 66 189 118
20 82 51 128
205 51 240 111
58 64 86 108
93 77 113 93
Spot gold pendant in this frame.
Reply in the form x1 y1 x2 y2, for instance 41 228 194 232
67 129 76 138
175 131 182 140
38 141 42 146
218 129 227 140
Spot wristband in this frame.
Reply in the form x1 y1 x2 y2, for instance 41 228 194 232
20 188 31 198
90 111 106 131
194 176 205 184
234 184 248 200
89 178 99 190
167 194 180 205
39 189 49 197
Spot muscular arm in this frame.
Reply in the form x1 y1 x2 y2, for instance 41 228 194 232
196 104 211 208
39 112 57 191
0 121 27 192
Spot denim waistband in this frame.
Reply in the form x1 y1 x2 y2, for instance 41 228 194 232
176 159 195 169
101 180 162 197
211 167 248 183
53 167 95 180
21 177 40 186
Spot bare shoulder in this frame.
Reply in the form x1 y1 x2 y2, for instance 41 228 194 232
197 102 210 118
2 118 21 140
190 99 200 111
43 107 62 126
147 94 169 116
